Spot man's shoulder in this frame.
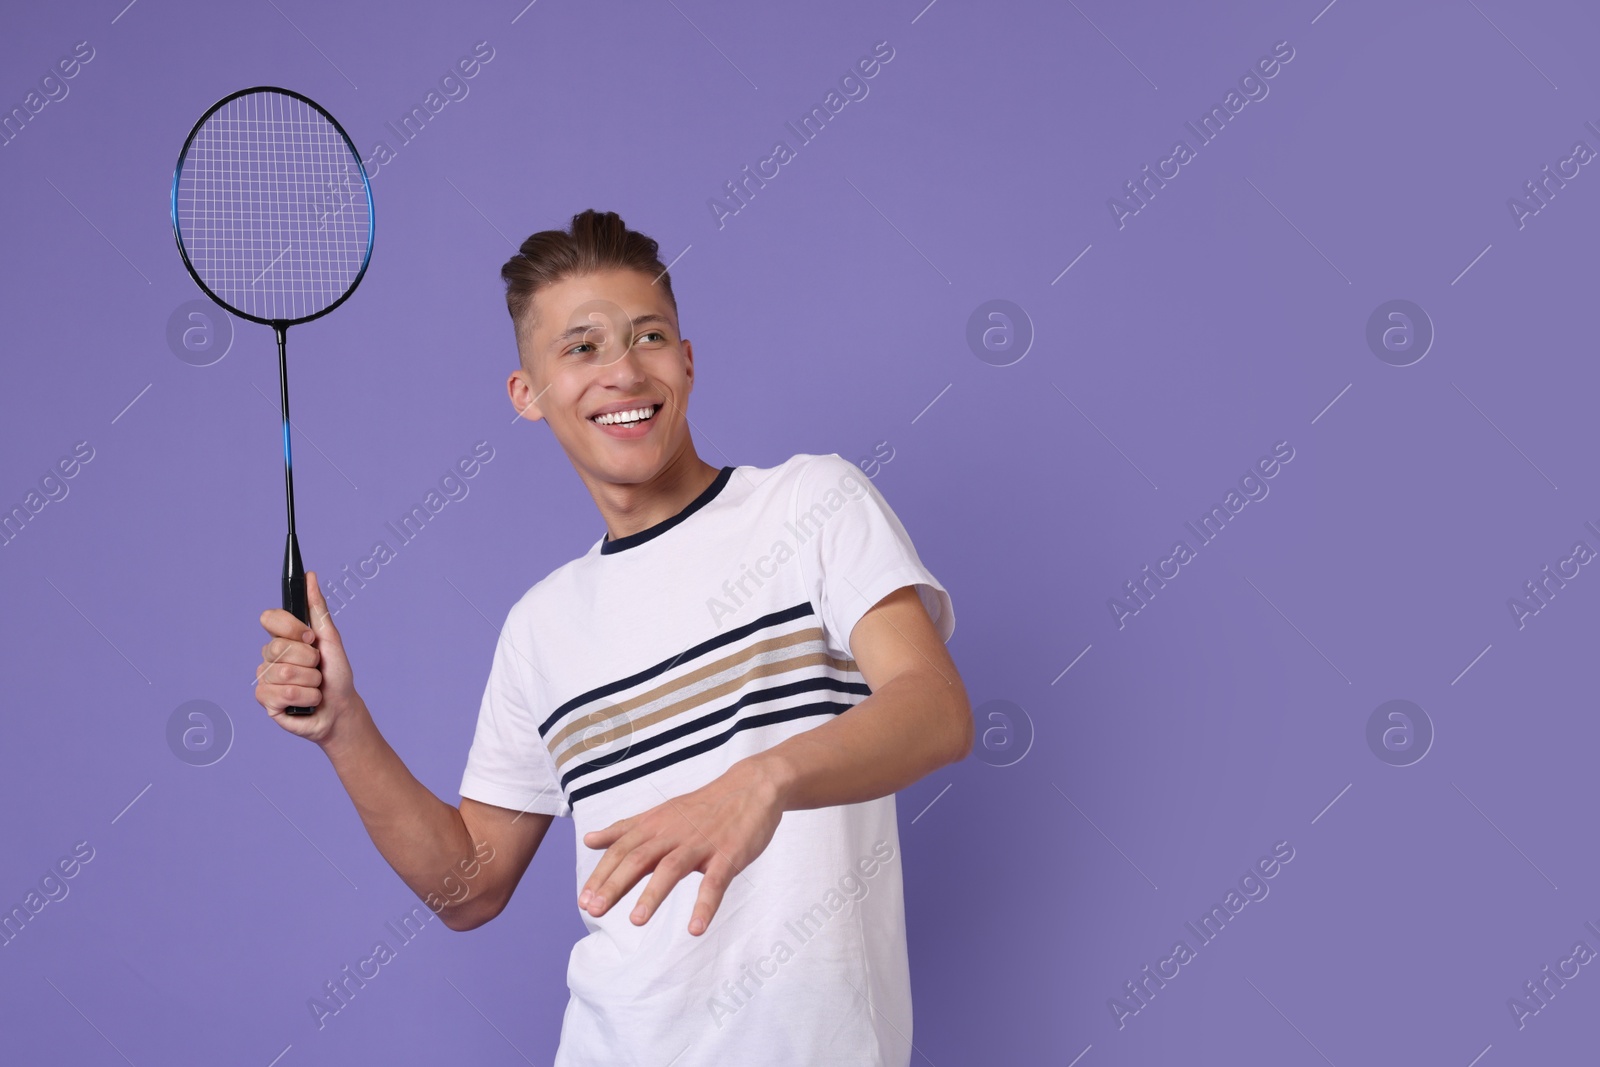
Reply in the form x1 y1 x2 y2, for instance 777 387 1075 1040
502 549 595 625
782 453 876 506
725 453 865 520
516 553 591 612
764 451 857 490
780 451 852 473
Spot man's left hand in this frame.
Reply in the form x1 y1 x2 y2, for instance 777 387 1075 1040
577 758 785 936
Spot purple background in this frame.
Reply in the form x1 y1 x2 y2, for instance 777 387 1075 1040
3 0 1597 1062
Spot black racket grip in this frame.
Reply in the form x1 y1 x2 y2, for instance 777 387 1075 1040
282 533 315 716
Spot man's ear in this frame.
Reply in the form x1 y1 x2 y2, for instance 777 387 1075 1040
508 366 546 422
682 338 694 392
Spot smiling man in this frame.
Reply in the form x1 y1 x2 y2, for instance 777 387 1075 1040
254 209 970 1066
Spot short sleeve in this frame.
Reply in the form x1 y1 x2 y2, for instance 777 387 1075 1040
793 453 955 659
458 602 572 818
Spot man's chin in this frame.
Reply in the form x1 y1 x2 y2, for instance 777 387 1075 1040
581 446 669 486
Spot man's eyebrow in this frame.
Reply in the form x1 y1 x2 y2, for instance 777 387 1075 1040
550 313 674 348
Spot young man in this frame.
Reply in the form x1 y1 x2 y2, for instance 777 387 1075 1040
254 209 971 1065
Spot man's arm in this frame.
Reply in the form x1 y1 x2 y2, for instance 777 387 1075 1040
742 583 972 810
319 713 555 931
576 584 970 934
255 571 554 932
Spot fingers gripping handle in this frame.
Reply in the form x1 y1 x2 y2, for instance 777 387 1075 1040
282 532 315 716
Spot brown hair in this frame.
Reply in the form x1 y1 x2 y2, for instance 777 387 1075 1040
499 209 678 357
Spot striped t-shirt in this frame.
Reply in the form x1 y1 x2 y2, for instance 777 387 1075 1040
458 452 955 1067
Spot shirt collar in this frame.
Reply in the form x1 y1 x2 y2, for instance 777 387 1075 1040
598 465 735 555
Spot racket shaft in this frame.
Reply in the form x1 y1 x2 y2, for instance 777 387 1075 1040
282 533 314 716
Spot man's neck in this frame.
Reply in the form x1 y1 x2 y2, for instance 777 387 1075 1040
589 448 723 544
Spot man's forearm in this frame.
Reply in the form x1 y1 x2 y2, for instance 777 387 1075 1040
319 703 490 925
740 668 972 812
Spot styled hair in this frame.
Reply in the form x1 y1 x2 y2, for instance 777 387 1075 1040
499 209 678 356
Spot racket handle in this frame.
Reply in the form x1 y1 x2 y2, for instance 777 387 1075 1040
282 533 315 716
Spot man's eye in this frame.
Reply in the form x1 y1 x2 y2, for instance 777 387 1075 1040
568 331 665 357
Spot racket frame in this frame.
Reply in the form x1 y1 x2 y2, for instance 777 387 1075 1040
169 86 375 717
168 84 375 328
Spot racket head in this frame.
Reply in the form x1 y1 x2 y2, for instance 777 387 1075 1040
171 86 374 327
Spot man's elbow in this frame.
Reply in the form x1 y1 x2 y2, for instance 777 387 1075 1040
942 687 974 765
439 910 485 933
950 712 974 764
437 893 506 932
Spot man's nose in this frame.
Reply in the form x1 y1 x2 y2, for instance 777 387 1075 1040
596 335 645 377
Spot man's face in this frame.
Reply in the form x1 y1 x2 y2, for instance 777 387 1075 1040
507 268 693 484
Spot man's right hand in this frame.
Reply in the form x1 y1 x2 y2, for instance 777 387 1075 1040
255 570 365 747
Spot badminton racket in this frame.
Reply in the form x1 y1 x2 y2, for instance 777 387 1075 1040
171 86 375 715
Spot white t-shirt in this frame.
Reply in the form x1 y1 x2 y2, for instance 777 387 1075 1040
458 452 956 1066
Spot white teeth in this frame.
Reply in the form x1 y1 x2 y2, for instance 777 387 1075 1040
593 405 657 426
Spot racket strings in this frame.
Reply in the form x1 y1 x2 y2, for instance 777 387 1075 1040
176 90 370 323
